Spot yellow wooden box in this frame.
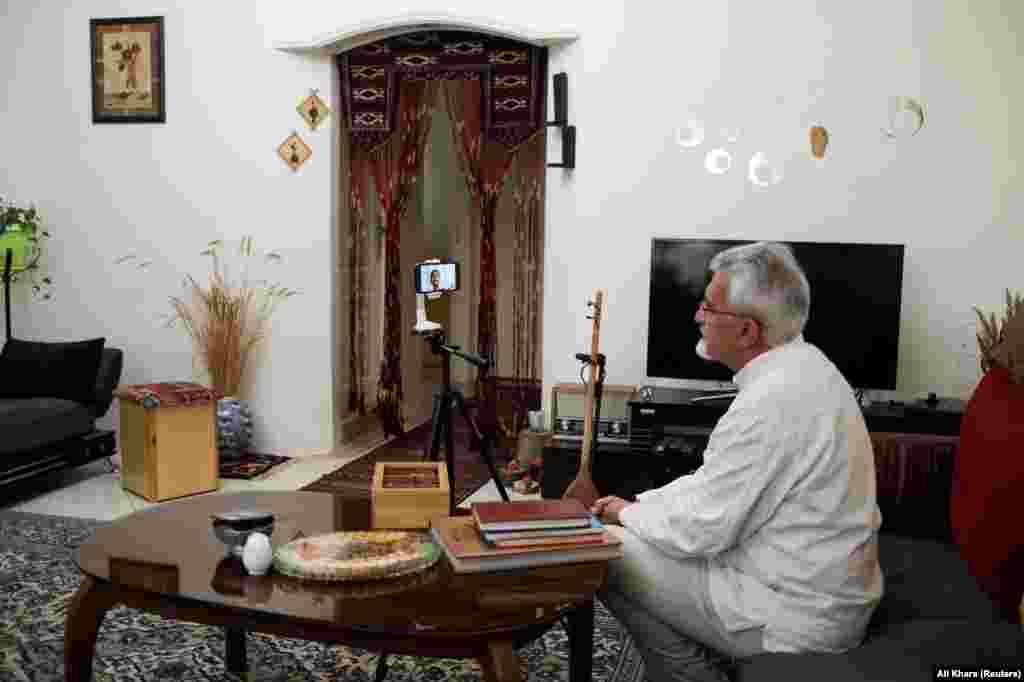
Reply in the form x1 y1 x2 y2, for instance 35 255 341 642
371 461 449 529
119 399 219 502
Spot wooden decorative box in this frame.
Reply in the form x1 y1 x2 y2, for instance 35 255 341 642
115 382 218 502
371 461 449 529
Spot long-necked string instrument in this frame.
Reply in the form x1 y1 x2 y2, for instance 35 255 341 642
562 290 605 508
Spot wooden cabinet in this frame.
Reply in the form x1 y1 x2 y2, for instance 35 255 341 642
119 399 218 502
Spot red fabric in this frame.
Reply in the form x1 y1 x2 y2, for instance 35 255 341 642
114 382 218 407
367 80 437 437
348 153 370 415
951 366 1024 623
442 81 517 364
509 132 545 382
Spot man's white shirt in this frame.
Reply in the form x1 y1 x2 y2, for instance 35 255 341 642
619 337 883 652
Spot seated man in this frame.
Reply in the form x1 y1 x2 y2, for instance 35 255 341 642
593 242 883 681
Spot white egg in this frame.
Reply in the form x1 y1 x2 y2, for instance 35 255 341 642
242 532 273 576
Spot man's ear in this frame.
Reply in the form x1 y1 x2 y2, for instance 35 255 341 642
740 318 763 348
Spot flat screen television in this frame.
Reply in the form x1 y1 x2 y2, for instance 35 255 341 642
647 239 905 391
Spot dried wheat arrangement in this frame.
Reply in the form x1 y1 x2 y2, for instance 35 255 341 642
169 237 299 397
974 289 1024 384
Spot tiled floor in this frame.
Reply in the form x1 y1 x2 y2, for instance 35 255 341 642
3 422 534 522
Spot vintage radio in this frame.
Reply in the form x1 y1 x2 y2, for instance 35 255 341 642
550 382 637 444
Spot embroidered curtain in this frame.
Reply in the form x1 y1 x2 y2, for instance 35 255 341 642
347 152 371 414
441 79 519 367
368 79 438 436
510 130 546 383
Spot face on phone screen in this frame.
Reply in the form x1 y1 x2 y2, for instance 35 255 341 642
416 262 458 293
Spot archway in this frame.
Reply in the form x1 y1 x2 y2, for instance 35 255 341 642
322 21 569 440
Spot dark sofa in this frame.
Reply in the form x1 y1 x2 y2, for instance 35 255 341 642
734 435 1024 680
0 344 122 490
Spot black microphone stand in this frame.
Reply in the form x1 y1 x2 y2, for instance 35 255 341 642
2 249 13 342
575 352 608 460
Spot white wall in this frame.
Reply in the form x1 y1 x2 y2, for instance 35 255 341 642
1 2 337 453
2 1 1020 455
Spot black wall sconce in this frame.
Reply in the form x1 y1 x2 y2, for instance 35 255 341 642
547 72 576 169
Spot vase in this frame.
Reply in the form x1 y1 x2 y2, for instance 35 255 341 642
217 397 253 458
951 366 1024 623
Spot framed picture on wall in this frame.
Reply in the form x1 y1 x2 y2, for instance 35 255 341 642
90 16 166 123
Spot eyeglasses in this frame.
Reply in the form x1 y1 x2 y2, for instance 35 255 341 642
697 300 749 319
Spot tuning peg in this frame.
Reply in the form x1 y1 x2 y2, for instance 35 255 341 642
586 314 594 319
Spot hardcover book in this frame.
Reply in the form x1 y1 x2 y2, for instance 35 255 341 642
471 498 592 532
431 516 622 574
481 516 607 544
485 532 608 550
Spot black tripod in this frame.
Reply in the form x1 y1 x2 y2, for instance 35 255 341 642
425 331 510 515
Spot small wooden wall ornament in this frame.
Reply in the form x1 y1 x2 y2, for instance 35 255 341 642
810 125 829 159
278 131 312 172
298 89 331 131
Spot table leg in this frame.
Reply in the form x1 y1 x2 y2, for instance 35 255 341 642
479 639 521 682
566 599 595 682
225 626 247 674
64 575 117 682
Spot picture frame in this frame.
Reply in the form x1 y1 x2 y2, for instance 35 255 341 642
90 16 166 124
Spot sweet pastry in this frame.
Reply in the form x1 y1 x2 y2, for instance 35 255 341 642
273 530 440 581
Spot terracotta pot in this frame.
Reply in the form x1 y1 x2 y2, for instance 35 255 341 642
951 366 1024 623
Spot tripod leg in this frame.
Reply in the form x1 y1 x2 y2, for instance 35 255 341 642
452 392 510 503
443 392 458 515
427 387 446 462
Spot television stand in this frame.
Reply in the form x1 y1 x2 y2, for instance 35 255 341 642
543 387 965 502
630 387 964 454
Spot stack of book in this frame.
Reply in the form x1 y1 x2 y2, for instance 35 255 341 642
430 499 623 573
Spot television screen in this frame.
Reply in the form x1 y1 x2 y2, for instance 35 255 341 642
646 239 905 390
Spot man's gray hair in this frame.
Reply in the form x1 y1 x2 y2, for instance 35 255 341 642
709 242 811 347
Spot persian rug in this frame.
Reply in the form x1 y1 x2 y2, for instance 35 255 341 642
302 416 515 506
0 510 644 681
219 452 292 480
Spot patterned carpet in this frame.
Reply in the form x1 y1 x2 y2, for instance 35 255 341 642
0 510 644 681
303 415 514 506
219 451 292 480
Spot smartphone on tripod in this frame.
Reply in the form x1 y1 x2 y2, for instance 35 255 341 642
414 260 460 294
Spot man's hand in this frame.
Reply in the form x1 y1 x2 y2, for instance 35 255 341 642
591 496 633 525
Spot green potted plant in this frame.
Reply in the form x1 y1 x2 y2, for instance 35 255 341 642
0 196 54 301
951 289 1024 623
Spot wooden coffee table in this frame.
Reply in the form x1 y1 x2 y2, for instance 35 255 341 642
66 491 606 681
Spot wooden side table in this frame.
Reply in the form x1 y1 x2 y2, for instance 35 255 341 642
115 382 219 501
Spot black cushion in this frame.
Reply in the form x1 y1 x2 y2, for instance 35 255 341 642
0 337 106 406
0 397 95 454
734 534 1022 682
736 621 1024 681
871 534 1006 627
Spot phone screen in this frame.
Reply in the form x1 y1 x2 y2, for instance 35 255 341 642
415 262 459 293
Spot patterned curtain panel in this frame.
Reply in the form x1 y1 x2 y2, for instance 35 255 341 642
441 79 519 366
510 131 546 383
347 152 371 414
367 79 439 437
